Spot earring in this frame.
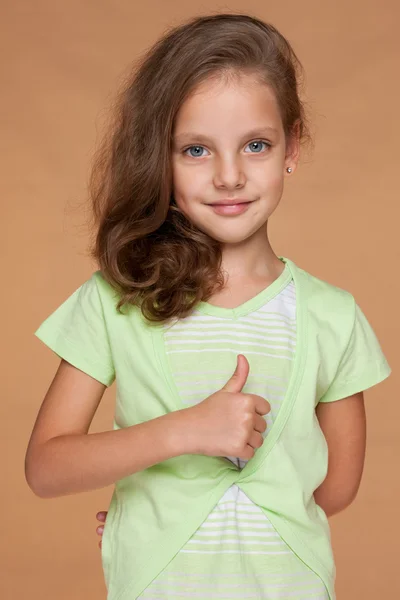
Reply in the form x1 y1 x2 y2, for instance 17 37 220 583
286 167 292 173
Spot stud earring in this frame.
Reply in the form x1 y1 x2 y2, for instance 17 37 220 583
286 167 292 173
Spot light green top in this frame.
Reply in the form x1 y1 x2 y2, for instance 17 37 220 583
34 257 391 600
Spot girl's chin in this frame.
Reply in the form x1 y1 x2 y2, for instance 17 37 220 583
201 225 260 245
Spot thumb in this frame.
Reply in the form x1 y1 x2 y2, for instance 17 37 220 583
222 354 250 394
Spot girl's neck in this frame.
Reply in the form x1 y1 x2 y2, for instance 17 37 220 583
219 228 282 285
208 248 285 310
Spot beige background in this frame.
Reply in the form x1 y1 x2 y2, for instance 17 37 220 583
2 1 398 598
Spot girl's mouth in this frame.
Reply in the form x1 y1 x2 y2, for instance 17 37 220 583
208 202 252 216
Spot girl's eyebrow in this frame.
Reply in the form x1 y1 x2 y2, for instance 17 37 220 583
173 126 279 145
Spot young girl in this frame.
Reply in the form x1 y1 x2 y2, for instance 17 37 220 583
25 13 391 600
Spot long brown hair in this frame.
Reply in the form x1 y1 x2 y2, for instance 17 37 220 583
88 13 312 324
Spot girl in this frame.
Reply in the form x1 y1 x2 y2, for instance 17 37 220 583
25 12 391 600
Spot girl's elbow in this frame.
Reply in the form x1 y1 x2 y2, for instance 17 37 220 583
326 492 357 517
337 478 363 512
25 449 53 499
25 470 45 498
314 480 361 517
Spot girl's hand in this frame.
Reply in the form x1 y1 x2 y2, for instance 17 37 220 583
184 354 270 460
96 511 108 549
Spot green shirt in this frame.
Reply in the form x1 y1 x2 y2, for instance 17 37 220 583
34 257 391 600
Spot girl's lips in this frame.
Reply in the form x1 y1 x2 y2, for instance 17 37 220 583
208 202 252 215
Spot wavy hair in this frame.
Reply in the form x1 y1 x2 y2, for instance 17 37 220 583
88 13 312 323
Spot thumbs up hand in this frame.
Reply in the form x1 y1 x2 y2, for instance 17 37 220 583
185 354 270 461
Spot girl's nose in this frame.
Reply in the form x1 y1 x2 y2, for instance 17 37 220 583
213 158 246 190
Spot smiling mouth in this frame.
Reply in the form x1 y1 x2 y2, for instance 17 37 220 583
208 200 252 206
207 201 253 216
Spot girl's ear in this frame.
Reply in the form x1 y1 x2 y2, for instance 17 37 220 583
284 120 301 173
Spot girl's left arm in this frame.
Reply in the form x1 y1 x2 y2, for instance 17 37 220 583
314 391 366 517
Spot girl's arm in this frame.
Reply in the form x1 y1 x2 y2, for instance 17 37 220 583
25 359 191 498
314 391 366 517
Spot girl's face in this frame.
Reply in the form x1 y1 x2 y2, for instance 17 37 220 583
171 72 300 245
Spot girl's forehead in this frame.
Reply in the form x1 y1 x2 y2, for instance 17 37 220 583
174 77 282 136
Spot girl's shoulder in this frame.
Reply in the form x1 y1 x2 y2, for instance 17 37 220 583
290 259 391 395
89 270 131 313
287 257 356 315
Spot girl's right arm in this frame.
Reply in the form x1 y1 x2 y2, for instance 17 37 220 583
25 359 192 498
25 354 268 498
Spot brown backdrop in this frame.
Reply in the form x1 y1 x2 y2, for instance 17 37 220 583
2 1 398 598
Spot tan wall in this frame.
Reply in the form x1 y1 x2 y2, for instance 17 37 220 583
2 1 398 598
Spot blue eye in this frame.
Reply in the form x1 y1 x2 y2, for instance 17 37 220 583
184 146 209 158
245 141 270 153
183 140 270 158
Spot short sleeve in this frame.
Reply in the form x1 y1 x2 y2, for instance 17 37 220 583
34 272 116 387
319 302 391 403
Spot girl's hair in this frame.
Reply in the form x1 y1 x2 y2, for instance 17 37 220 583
88 13 312 323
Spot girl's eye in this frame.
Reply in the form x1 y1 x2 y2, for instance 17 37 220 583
184 146 209 158
244 140 271 153
183 140 270 158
